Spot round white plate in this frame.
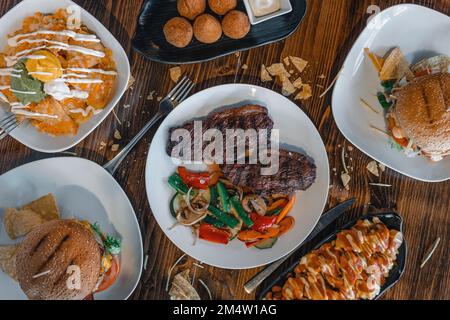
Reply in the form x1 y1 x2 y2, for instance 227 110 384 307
146 84 329 270
332 4 450 182
0 157 143 300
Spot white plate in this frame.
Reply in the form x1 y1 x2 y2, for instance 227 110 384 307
0 0 130 153
0 157 143 300
332 4 450 182
146 84 329 270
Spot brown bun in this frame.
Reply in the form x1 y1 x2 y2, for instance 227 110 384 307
16 220 101 300
177 0 206 20
222 10 250 39
208 0 237 15
394 73 450 157
164 17 194 48
193 14 222 44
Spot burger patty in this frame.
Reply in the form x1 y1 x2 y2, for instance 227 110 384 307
220 149 317 195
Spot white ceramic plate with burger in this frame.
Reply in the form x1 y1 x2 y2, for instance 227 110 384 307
332 4 450 182
0 0 130 153
0 157 143 300
146 84 330 270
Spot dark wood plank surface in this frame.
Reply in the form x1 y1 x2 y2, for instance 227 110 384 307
0 0 448 300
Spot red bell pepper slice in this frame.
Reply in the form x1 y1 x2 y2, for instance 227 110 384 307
249 213 277 233
199 223 230 245
178 167 210 190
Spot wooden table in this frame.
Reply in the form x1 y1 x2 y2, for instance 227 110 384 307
0 0 448 300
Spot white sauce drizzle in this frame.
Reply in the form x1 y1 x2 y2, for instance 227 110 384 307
8 30 100 47
70 106 103 117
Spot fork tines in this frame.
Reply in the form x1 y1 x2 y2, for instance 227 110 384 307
0 114 19 140
168 76 194 104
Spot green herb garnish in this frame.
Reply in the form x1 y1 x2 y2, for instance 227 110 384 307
377 92 392 110
90 222 122 256
10 60 46 105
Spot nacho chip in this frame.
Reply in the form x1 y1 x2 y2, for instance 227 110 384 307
169 270 201 300
260 65 273 82
295 84 312 100
364 48 385 73
380 48 414 81
366 161 380 177
23 194 60 221
266 63 290 79
0 245 18 281
4 208 46 240
290 56 308 73
283 57 290 66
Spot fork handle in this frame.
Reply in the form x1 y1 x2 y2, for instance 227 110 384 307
103 112 163 175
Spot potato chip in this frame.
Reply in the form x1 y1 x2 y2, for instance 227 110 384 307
380 48 414 81
266 63 290 79
23 194 60 221
170 67 182 83
169 270 201 300
260 65 273 82
4 208 46 240
0 245 18 281
295 84 312 100
290 56 308 73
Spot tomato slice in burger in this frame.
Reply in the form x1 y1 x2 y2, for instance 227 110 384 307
95 256 120 293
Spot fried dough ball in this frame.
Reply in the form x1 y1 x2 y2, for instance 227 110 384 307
222 10 250 39
163 17 194 48
177 0 206 20
208 0 237 15
193 14 222 44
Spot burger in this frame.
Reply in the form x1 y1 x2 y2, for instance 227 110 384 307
365 48 450 161
15 219 121 300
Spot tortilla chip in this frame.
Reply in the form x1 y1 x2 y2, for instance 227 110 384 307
4 208 46 240
169 270 201 300
290 56 308 73
261 65 273 82
364 48 384 73
283 57 290 66
341 173 351 191
366 161 380 177
169 67 182 83
380 48 414 81
23 194 60 221
295 84 312 100
293 76 303 89
281 76 296 96
266 63 290 79
0 245 18 281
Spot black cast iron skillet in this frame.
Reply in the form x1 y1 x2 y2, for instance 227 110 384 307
132 0 307 64
257 212 408 300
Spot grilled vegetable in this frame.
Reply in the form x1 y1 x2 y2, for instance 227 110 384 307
178 167 210 190
207 205 239 229
216 181 230 212
230 196 254 228
255 237 278 250
168 173 189 194
249 213 277 233
276 195 296 224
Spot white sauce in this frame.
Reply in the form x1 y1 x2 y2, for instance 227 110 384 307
8 30 100 47
12 108 58 119
70 106 103 117
11 89 37 95
44 79 89 101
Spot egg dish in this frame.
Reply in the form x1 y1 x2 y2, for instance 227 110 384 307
0 9 117 136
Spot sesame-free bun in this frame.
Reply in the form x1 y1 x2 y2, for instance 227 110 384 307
208 0 237 15
177 0 206 20
193 14 222 44
16 220 101 300
164 17 194 48
222 10 250 39
394 73 450 158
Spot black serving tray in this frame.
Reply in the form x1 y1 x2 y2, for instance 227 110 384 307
258 212 408 300
132 0 307 64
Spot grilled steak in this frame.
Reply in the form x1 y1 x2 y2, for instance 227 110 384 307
221 149 317 195
166 105 274 157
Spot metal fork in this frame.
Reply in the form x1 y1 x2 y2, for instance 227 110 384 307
0 114 19 140
103 76 194 175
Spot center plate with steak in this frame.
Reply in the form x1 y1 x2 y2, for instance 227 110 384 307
146 84 329 269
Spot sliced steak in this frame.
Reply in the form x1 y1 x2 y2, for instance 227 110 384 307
166 105 274 157
220 149 317 195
